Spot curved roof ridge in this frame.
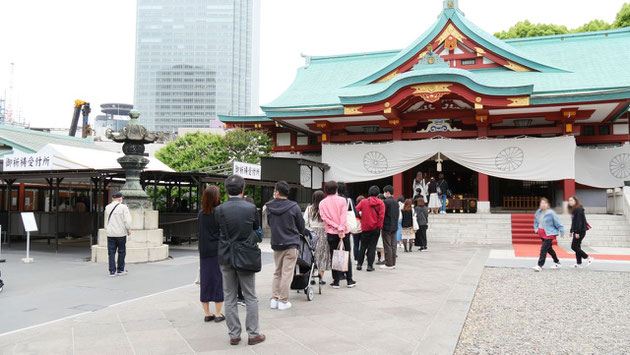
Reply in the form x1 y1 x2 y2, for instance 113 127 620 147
308 49 400 62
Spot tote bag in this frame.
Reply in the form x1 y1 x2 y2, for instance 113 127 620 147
346 199 360 234
332 241 349 272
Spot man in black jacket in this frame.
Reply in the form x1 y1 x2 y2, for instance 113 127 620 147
215 175 265 346
265 180 304 311
381 185 399 269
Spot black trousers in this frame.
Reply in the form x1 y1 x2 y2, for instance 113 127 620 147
538 238 560 267
327 233 353 283
571 232 589 264
107 236 126 274
352 233 361 261
357 229 380 268
414 225 427 247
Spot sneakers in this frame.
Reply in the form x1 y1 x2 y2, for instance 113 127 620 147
376 260 385 265
346 281 357 288
366 266 375 272
586 257 595 266
356 264 362 271
379 265 395 270
532 266 542 272
237 300 246 307
116 270 128 276
572 264 582 269
552 263 562 269
109 272 116 277
270 298 278 309
330 282 340 289
278 301 292 311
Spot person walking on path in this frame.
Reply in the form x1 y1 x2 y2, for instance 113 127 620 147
215 175 265 346
105 191 132 277
569 195 594 268
198 185 225 323
381 185 400 270
355 186 385 272
266 181 304 311
319 181 357 289
414 198 429 251
427 177 441 214
304 190 329 284
532 197 565 272
401 199 417 252
437 173 449 214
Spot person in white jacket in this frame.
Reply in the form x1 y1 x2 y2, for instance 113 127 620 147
105 192 132 277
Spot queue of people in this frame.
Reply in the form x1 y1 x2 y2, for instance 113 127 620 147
193 172 594 346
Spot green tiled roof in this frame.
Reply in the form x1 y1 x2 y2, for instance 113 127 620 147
0 124 97 153
261 4 630 118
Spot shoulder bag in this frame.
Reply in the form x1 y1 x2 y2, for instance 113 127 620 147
346 198 360 234
217 207 262 273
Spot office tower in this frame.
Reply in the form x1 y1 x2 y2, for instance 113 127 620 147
134 0 258 132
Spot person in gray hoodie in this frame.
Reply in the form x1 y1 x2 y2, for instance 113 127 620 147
265 181 305 311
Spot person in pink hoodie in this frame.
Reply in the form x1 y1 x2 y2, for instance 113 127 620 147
318 181 357 289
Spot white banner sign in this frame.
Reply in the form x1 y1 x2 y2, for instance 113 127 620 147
233 161 261 180
575 145 630 188
3 152 53 171
322 136 576 183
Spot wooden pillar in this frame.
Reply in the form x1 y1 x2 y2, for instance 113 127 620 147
477 172 490 213
563 179 576 201
18 183 24 211
392 127 403 197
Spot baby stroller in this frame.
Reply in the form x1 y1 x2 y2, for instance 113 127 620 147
290 228 321 301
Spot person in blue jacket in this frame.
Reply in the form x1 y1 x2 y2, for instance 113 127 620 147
532 197 565 272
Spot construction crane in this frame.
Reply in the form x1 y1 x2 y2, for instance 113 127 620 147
69 99 92 138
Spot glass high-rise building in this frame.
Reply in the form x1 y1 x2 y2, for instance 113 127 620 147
134 0 259 132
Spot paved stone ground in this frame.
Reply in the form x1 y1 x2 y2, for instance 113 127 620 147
455 267 630 354
0 243 489 355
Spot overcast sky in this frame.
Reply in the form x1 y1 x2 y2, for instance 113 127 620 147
0 0 626 128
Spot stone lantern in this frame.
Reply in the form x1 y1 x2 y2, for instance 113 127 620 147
91 110 169 263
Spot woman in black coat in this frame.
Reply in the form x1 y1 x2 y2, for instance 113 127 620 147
198 185 225 322
569 196 593 268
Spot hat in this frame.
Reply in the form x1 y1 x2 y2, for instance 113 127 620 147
112 191 123 198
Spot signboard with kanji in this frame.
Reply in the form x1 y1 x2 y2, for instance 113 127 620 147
232 161 261 180
3 153 53 171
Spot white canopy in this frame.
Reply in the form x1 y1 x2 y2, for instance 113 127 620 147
2 143 174 172
323 136 576 183
575 145 630 188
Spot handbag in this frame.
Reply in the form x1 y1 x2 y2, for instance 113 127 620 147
331 241 349 272
217 207 262 273
412 210 419 231
346 198 360 234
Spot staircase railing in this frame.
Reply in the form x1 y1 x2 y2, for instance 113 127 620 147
503 196 541 210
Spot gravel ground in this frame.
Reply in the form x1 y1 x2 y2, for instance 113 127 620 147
455 267 630 355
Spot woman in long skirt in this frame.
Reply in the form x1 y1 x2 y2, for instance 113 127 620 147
427 177 441 214
304 190 329 284
198 185 225 322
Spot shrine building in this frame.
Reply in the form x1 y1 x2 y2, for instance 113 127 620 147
221 0 630 213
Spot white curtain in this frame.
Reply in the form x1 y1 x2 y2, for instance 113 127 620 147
575 145 630 188
322 136 576 183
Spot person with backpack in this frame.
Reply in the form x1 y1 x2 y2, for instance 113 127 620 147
104 191 132 277
568 195 594 268
355 186 385 272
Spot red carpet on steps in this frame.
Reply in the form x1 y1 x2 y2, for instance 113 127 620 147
511 214 557 245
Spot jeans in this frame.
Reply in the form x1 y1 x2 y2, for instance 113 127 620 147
440 195 447 213
352 233 361 261
221 265 260 340
571 232 589 264
271 248 298 303
107 236 126 274
538 238 560 267
327 233 353 284
357 229 380 268
382 229 397 267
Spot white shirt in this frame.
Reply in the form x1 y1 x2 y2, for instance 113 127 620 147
412 178 428 201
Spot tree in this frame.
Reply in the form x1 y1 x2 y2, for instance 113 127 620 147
155 132 227 172
614 3 630 28
223 129 273 164
495 3 630 39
